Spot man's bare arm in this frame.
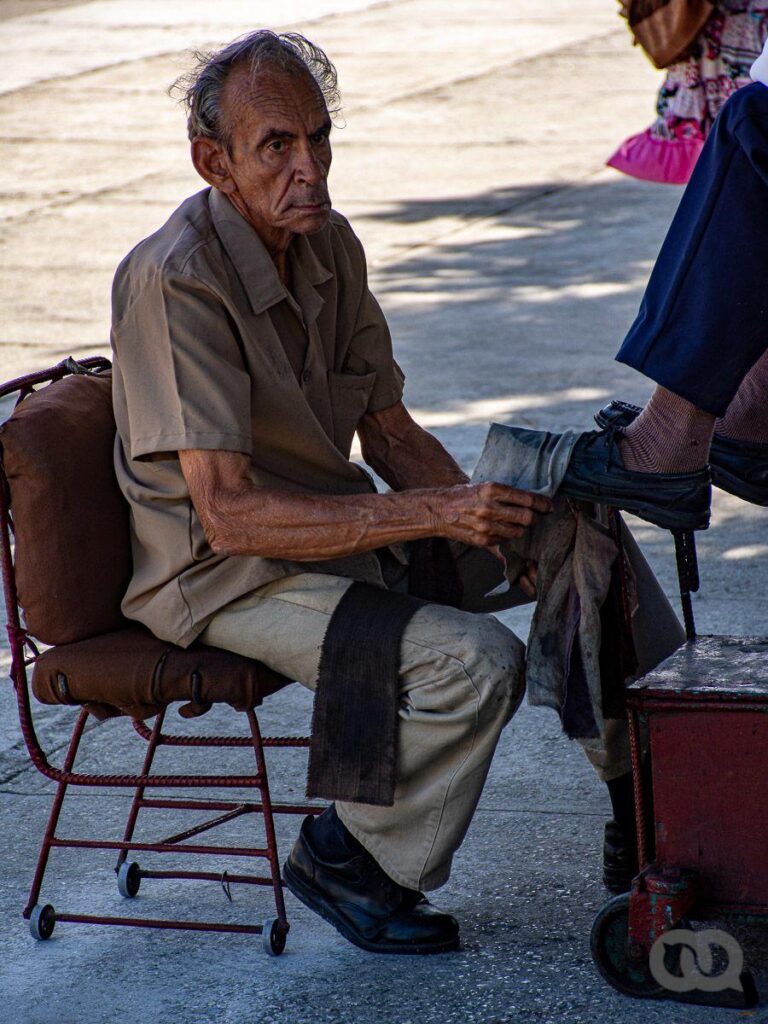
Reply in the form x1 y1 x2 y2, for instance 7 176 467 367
358 400 469 490
179 449 550 560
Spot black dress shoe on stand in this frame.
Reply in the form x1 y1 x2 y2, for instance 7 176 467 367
283 812 460 954
558 429 711 531
595 400 768 506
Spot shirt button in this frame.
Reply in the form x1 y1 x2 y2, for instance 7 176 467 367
302 369 311 383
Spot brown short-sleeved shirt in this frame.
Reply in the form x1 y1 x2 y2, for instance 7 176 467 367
111 187 405 647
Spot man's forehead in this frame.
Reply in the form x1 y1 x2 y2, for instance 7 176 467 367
224 65 329 129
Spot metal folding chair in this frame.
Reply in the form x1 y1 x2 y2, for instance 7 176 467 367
0 357 320 954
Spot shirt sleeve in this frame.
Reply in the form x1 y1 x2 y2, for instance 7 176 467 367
341 227 405 413
112 268 252 460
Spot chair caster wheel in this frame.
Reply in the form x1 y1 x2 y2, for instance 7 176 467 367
262 917 288 956
117 861 141 898
29 903 56 941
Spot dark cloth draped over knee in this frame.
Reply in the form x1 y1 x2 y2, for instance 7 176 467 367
307 539 462 806
307 582 424 806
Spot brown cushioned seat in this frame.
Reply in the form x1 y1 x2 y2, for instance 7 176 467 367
31 625 288 721
1 367 291 720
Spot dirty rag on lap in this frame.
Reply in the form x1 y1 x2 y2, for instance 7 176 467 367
473 423 684 761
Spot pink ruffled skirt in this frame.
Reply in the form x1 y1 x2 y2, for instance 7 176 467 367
607 129 704 185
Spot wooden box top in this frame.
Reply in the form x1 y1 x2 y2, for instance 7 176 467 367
627 635 768 703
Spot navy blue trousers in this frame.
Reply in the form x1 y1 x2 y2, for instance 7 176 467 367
617 82 768 416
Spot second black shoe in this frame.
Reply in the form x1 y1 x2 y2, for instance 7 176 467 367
558 429 711 531
283 813 460 954
595 400 768 507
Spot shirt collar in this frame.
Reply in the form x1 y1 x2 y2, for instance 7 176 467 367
207 187 333 316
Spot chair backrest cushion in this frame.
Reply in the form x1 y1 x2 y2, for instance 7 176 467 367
0 371 133 645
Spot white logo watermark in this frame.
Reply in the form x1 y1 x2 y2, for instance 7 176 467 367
649 928 745 994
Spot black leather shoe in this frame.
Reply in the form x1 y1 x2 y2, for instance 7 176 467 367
603 819 638 895
596 400 768 506
559 429 711 530
283 815 460 954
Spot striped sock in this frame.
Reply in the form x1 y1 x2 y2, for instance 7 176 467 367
617 387 714 474
715 349 768 444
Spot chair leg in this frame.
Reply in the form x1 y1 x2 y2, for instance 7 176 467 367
24 709 89 917
22 701 303 944
246 708 288 928
115 708 167 872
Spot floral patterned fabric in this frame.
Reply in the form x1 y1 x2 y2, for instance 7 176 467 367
609 1 768 183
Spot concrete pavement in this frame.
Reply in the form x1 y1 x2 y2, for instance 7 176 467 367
1 2 767 1022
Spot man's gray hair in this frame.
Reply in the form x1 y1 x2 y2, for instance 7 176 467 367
172 30 340 148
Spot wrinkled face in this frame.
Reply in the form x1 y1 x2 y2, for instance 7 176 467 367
221 66 332 242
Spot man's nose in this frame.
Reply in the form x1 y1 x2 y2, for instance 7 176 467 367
294 142 325 186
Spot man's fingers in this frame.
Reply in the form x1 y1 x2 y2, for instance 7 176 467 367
436 483 550 546
477 482 552 513
518 560 538 598
476 501 539 528
471 524 525 544
488 544 507 566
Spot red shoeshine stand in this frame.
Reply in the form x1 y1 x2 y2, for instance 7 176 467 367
591 634 767 1008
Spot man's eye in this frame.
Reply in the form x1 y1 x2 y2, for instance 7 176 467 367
269 140 286 153
312 132 329 145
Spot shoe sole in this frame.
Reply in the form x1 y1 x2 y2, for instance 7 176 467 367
282 860 460 955
560 480 709 531
711 466 768 506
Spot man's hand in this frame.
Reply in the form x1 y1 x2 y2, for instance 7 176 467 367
427 482 551 548
515 560 538 599
486 547 538 599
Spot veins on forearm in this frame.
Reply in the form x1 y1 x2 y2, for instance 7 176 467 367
211 489 442 560
359 411 468 492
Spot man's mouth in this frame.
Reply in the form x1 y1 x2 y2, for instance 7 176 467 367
291 200 330 212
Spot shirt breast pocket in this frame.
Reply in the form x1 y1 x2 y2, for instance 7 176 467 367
327 370 377 455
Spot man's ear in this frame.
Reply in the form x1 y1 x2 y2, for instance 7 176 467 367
191 137 237 194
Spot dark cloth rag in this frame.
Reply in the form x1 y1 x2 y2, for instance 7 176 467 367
307 538 463 807
306 581 426 806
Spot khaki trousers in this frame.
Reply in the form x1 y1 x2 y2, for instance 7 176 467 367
200 562 527 892
199 536 669 890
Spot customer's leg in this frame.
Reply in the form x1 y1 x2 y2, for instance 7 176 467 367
614 350 768 474
556 87 768 526
714 347 768 443
200 572 526 892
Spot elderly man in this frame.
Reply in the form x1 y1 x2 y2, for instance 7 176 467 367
110 29 553 955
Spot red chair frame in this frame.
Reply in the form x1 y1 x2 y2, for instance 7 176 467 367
0 358 321 953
